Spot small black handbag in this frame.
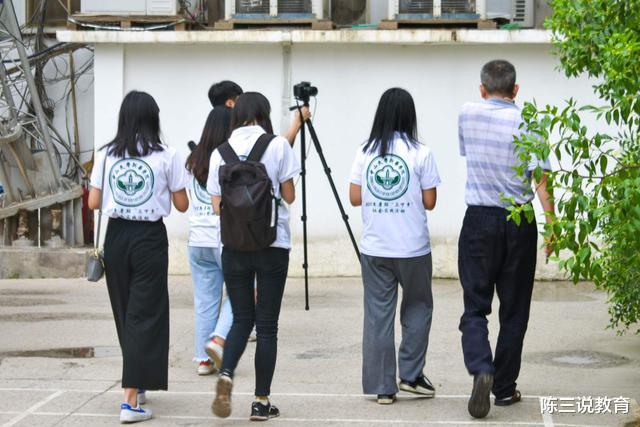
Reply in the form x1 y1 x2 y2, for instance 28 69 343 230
86 153 106 282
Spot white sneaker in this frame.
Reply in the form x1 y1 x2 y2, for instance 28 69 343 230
137 389 146 405
120 403 152 423
205 340 224 369
197 360 216 376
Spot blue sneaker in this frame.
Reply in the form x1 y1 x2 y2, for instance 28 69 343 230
120 403 152 423
137 389 146 405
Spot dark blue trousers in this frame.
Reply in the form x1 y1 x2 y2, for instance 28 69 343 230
458 206 538 399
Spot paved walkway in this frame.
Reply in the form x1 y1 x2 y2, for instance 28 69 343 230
0 277 638 426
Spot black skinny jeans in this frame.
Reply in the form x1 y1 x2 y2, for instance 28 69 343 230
219 247 290 397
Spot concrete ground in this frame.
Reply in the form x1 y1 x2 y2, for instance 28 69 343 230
0 276 638 427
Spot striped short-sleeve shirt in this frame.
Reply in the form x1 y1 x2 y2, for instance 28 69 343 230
458 98 551 207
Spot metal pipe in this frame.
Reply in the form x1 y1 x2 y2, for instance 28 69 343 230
2 0 62 190
0 62 19 126
477 0 487 19
68 52 81 161
6 143 35 197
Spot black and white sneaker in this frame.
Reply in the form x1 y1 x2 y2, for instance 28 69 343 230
376 394 397 405
250 401 280 421
399 375 436 397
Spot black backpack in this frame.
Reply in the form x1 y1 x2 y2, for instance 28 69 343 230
217 134 278 251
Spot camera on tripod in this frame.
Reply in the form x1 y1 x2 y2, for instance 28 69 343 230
289 81 360 311
293 81 318 105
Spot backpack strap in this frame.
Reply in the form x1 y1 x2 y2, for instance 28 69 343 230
218 142 240 164
247 134 276 162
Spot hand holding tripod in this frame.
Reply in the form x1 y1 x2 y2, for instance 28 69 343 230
290 82 361 311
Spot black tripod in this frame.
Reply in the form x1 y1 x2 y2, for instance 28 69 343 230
292 100 361 311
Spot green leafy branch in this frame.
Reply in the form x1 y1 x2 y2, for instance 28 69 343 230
508 0 640 334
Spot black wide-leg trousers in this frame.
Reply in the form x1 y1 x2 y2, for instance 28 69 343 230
104 217 169 391
458 205 538 399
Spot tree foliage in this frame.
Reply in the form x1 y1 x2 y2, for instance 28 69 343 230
510 0 640 334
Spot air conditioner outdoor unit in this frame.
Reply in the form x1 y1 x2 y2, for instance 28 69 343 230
389 0 478 19
388 0 534 27
510 0 534 28
225 0 324 20
80 0 179 15
332 0 368 26
482 0 534 27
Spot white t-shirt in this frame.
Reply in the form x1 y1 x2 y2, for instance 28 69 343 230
349 133 441 258
90 145 187 222
186 171 220 248
207 125 300 250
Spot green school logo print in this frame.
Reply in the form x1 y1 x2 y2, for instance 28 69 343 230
117 170 144 195
109 158 154 207
366 154 410 201
193 177 212 205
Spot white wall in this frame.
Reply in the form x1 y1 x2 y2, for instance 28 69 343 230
92 41 602 278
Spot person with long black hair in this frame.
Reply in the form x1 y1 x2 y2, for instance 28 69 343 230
349 88 441 405
88 90 188 423
207 92 300 421
185 107 234 376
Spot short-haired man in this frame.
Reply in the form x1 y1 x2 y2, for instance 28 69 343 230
207 80 310 145
208 80 244 108
457 60 555 419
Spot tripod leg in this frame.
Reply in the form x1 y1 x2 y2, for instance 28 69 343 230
299 121 310 311
304 120 361 262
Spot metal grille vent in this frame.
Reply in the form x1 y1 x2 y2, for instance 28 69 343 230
236 0 269 14
278 0 311 13
513 0 526 22
399 0 434 14
441 0 475 14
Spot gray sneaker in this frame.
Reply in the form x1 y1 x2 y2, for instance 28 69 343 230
212 375 233 418
205 340 224 369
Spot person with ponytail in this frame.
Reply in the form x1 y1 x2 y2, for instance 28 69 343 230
185 107 234 376
208 92 300 421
